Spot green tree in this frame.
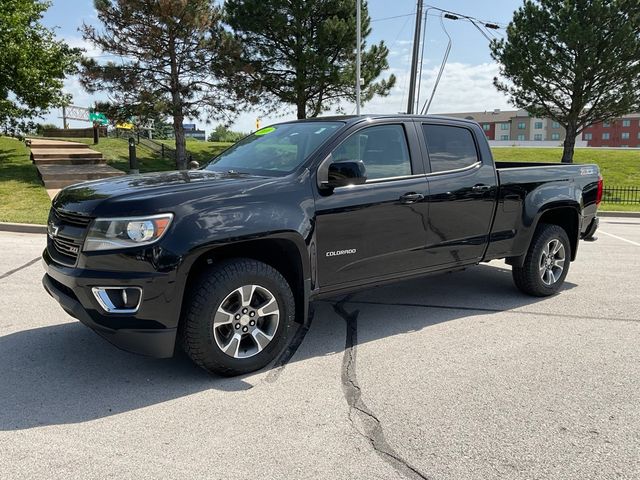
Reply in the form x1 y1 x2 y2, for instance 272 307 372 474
0 0 80 130
226 0 396 119
81 0 245 170
491 0 640 163
208 124 247 142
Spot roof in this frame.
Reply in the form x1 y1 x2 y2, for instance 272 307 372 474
435 110 519 124
284 114 483 126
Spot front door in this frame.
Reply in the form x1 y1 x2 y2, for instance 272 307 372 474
314 122 430 289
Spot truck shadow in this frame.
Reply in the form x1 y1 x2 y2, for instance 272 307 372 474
0 263 575 431
0 325 252 431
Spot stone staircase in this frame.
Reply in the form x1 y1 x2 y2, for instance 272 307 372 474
28 139 124 197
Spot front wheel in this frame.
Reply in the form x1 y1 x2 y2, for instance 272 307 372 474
181 259 296 376
512 224 571 297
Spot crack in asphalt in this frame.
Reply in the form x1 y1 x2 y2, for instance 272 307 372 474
0 257 40 281
264 305 313 384
333 296 430 480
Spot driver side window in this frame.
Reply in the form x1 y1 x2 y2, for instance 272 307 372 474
331 124 412 180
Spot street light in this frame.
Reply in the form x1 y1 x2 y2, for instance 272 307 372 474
356 0 361 115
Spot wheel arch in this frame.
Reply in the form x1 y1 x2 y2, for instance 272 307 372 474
534 206 580 261
179 233 310 328
507 204 581 267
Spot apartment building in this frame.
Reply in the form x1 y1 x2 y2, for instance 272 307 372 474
440 109 519 141
439 109 639 147
581 114 640 147
440 109 566 142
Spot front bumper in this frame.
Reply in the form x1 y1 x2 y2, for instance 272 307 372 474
42 249 179 358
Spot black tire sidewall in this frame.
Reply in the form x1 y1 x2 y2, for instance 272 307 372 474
184 260 295 375
515 224 571 296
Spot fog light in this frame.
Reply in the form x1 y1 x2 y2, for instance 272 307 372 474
92 287 142 313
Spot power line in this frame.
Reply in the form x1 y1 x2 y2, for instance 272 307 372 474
420 12 452 115
423 4 508 28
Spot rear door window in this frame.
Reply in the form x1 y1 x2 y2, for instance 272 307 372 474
422 125 479 173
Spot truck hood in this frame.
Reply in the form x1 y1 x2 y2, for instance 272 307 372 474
52 169 278 215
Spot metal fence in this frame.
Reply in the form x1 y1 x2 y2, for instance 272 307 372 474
603 186 640 205
137 137 177 160
108 130 194 162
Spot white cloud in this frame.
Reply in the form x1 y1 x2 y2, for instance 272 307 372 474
220 62 515 133
363 61 512 115
65 35 104 59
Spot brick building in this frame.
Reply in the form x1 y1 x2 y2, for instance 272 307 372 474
439 109 640 147
581 114 640 147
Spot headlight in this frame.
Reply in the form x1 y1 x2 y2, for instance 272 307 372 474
83 214 173 252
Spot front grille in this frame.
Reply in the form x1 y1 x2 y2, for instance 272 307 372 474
54 209 93 227
47 208 93 266
52 236 81 257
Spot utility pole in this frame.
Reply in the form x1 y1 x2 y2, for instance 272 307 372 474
355 0 361 115
407 0 424 114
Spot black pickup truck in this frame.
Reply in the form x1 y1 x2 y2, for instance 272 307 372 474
42 115 602 375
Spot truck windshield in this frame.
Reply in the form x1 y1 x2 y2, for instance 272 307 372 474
205 121 344 176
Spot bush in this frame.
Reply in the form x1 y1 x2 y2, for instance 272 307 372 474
35 123 59 135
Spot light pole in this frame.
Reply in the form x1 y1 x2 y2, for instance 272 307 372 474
406 0 424 114
356 0 361 115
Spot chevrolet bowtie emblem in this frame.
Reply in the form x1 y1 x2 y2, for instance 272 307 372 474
48 223 60 238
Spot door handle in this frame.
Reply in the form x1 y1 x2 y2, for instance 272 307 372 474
400 192 424 204
472 184 491 193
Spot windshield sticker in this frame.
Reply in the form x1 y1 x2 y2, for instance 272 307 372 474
255 126 275 136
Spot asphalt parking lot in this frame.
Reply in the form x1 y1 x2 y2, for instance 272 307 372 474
0 217 639 480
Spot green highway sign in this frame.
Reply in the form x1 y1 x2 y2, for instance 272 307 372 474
89 111 109 125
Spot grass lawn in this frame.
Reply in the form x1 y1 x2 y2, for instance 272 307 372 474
0 136 51 224
156 138 232 164
91 138 176 173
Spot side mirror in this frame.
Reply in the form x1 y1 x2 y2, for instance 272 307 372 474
321 160 367 189
188 160 200 170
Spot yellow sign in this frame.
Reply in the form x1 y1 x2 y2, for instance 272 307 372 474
116 122 134 130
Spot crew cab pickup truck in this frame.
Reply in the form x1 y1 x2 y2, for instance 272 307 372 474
42 115 602 375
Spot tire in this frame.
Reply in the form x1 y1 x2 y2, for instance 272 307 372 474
180 258 296 376
512 223 571 297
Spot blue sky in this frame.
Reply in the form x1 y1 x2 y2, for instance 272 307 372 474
41 0 522 134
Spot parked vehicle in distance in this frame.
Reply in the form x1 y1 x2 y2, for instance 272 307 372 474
42 115 602 375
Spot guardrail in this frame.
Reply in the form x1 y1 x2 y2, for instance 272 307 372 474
603 186 640 204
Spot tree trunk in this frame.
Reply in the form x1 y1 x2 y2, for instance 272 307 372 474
173 113 187 170
561 123 577 163
296 100 306 119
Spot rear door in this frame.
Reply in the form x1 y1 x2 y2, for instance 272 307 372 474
314 121 430 288
419 121 498 267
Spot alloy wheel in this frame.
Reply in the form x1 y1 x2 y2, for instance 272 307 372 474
539 239 565 286
212 284 280 359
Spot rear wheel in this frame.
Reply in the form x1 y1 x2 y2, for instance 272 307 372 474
512 224 571 297
181 259 296 376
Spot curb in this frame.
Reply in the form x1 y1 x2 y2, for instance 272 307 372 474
598 211 640 218
0 222 47 234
